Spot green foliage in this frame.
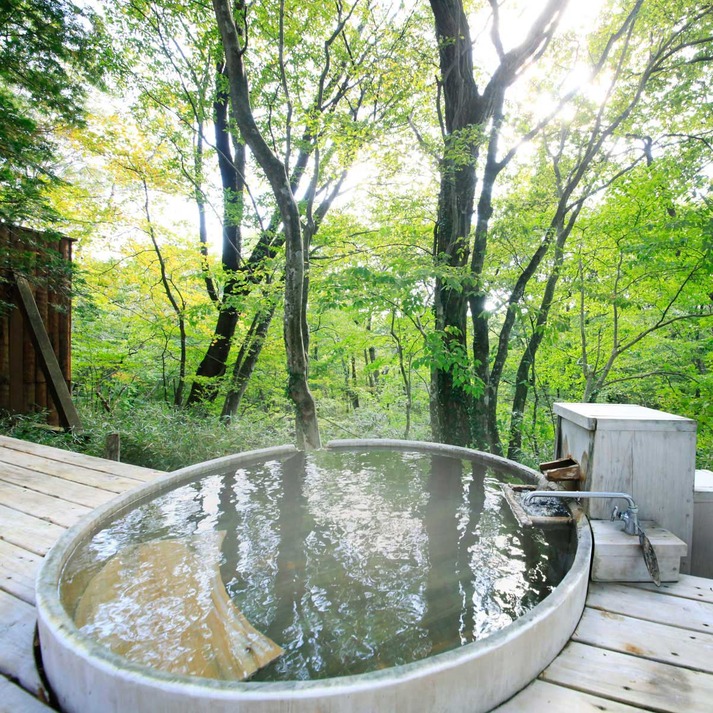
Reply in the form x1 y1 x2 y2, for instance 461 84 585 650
83 401 294 470
73 246 211 407
0 0 105 224
510 152 713 466
443 125 486 170
416 331 485 399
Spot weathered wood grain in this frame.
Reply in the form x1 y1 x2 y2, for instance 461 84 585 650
587 582 713 633
555 403 696 573
0 461 117 508
574 606 713 673
0 445 150 493
0 676 53 713
494 679 646 712
591 520 686 584
542 641 713 713
0 504 66 556
14 274 82 432
629 575 713 604
0 481 91 528
0 540 41 605
0 590 46 699
0 435 163 481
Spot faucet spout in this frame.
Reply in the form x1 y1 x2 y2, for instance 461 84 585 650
521 490 636 509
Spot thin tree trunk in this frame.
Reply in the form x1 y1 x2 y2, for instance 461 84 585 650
186 63 245 405
140 178 187 407
428 0 482 447
468 105 505 453
213 0 320 449
507 218 572 460
348 356 359 410
217 154 346 426
391 311 412 439
221 303 276 421
194 123 219 305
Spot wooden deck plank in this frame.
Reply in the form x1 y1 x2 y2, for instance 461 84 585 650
0 461 118 508
587 582 713 634
573 606 713 674
494 679 648 712
0 480 91 528
0 435 163 481
0 540 41 605
628 575 713 605
541 641 713 713
0 445 153 493
0 590 46 699
0 504 66 557
0 676 53 713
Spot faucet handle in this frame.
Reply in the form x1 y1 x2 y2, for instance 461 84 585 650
611 505 620 521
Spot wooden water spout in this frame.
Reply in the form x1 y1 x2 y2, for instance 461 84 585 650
73 531 283 680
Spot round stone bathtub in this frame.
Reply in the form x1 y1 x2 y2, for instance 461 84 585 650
36 440 591 713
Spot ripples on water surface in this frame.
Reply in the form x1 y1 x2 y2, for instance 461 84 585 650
61 449 576 681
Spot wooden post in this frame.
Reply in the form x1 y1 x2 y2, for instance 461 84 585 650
14 274 82 432
0 314 9 409
8 307 23 413
104 433 121 461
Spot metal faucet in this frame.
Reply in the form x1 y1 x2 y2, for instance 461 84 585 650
521 490 640 535
521 489 659 584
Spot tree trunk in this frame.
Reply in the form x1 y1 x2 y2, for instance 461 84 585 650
139 177 187 408
221 304 276 421
217 157 344 422
194 123 218 305
428 0 482 447
186 64 245 406
468 115 504 452
391 312 412 439
213 0 320 449
508 211 577 460
428 0 567 449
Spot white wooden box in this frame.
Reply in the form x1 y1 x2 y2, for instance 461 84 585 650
554 403 696 573
591 520 687 583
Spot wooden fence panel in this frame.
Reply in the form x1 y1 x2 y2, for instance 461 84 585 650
0 225 74 426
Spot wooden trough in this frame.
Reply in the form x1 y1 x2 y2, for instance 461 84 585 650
501 484 573 528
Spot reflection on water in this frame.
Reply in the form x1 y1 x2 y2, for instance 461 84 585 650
61 450 576 682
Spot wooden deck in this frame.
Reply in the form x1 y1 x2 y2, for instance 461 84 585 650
495 576 713 712
0 435 164 711
0 435 711 712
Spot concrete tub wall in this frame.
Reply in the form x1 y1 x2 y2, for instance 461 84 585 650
36 441 592 713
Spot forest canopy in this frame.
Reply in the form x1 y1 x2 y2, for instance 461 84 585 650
1 0 711 469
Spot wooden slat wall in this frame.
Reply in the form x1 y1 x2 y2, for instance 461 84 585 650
0 225 73 425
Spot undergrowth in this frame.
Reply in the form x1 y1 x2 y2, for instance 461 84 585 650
0 403 295 471
0 397 433 471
